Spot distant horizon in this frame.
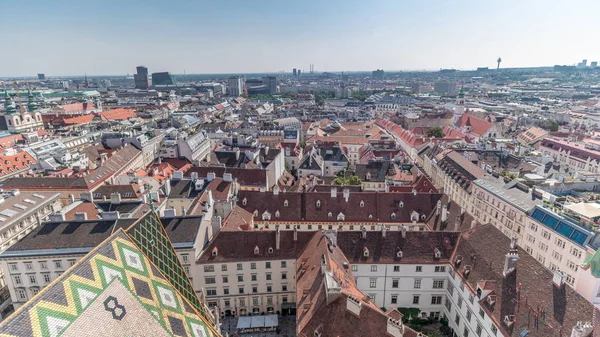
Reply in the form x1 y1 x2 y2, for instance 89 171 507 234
2 0 600 77
0 64 569 80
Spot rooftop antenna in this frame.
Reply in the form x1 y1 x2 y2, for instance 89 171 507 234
497 57 502 70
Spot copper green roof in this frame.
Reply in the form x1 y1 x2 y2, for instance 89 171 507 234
582 249 600 277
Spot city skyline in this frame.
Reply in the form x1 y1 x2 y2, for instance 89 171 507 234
1 0 600 76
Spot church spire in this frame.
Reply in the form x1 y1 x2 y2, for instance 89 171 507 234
3 89 17 115
27 87 38 112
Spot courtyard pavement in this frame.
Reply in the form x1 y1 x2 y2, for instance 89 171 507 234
220 315 296 337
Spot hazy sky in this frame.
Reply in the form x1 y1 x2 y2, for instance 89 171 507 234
1 0 600 76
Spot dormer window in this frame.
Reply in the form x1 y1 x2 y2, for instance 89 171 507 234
268 247 274 254
363 247 369 257
328 212 333 220
360 200 365 208
366 172 371 180
253 210 259 217
316 200 321 208
391 212 396 220
212 247 218 256
434 248 441 259
262 211 271 221
421 214 426 220
284 199 289 207
254 246 260 255
368 214 373 220
399 201 404 208
411 211 419 222
242 198 247 206
275 210 280 218
337 212 345 221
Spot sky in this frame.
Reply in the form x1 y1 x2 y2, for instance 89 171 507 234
1 0 600 76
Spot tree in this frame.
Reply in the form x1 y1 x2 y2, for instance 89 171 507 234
426 127 444 138
332 177 346 185
347 176 362 185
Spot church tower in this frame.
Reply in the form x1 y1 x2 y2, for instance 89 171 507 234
454 85 465 125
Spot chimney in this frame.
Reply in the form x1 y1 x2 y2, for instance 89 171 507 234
110 192 122 204
553 269 566 288
436 200 441 216
69 194 75 204
454 216 461 232
382 225 387 238
207 172 216 182
276 226 281 250
164 179 172 196
361 226 367 239
49 213 66 222
80 192 94 203
173 171 184 181
150 191 161 203
181 206 187 216
293 225 298 241
223 173 233 182
164 208 177 218
441 205 448 223
190 172 199 181
503 237 520 277
273 186 280 196
157 157 162 164
346 296 362 316
401 225 407 238
331 187 337 198
412 188 417 196
343 188 350 202
570 321 594 337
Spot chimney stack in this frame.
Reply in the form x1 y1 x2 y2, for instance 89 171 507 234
276 226 281 250
401 225 407 239
273 186 280 196
436 200 441 216
361 226 367 239
331 187 337 198
381 225 387 238
343 188 350 202
454 216 461 232
503 237 520 277
293 225 298 241
441 205 448 223
110 192 122 205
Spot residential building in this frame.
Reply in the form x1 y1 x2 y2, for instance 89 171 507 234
195 228 313 316
540 138 600 174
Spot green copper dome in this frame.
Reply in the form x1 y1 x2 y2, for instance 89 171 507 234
3 91 17 114
458 86 465 99
27 89 38 112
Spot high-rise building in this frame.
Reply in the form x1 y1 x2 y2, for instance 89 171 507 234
151 72 175 86
372 69 385 80
262 76 277 94
292 68 297 77
434 81 457 94
227 76 243 96
134 66 150 89
37 73 45 80
591 61 598 68
297 69 301 76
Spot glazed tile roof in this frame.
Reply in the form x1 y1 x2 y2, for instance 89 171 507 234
0 211 219 337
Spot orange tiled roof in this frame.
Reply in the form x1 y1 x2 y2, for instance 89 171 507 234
101 108 137 121
0 152 36 178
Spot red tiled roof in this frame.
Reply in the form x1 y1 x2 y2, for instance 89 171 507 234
59 102 97 113
62 114 96 125
220 205 254 231
457 114 492 136
0 152 36 178
100 108 137 120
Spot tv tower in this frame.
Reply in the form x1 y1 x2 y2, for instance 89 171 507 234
497 57 502 70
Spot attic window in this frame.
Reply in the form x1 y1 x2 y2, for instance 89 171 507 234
399 201 404 208
253 210 259 217
434 248 441 259
360 200 365 208
275 210 280 218
421 214 426 220
328 212 333 220
268 247 274 254
284 199 289 207
411 212 419 222
366 172 371 180
316 200 321 208
337 212 345 221
262 211 271 221
212 248 218 256
363 247 369 257
391 212 396 220
254 246 260 255
368 214 373 220
242 198 247 206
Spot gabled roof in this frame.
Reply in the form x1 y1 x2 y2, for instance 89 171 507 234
457 114 492 136
452 224 594 337
0 152 35 177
